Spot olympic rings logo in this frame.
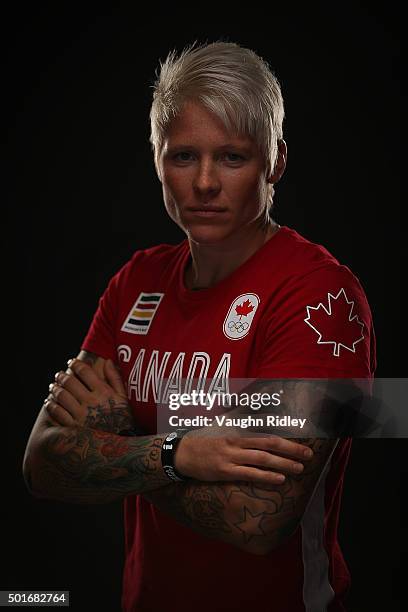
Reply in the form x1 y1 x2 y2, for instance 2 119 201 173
228 320 249 333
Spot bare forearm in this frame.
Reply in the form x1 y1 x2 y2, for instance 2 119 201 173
24 421 171 504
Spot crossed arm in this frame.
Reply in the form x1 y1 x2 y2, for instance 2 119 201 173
143 438 335 554
23 351 337 554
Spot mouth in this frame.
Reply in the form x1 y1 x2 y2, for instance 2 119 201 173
186 206 228 217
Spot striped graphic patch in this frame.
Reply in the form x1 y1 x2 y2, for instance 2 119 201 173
121 292 164 335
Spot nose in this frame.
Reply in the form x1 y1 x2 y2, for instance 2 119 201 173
192 159 221 200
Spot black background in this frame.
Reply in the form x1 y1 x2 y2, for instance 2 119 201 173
5 4 406 611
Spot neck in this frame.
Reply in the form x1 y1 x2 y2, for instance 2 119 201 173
185 220 280 291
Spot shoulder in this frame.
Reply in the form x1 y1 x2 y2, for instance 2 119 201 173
106 240 189 289
274 226 369 303
256 227 376 375
129 240 188 270
274 226 340 270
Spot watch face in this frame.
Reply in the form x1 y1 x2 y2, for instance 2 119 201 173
166 432 177 442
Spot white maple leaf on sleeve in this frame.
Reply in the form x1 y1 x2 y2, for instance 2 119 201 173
304 288 365 357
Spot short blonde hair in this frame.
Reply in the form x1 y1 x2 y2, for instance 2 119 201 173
149 40 285 192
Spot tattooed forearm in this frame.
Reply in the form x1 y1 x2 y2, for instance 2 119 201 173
31 426 171 504
144 482 234 539
82 398 135 433
232 437 335 551
144 438 336 554
145 381 335 554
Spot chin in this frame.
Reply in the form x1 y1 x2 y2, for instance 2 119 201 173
185 226 233 245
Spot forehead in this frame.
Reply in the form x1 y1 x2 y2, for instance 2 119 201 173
163 100 256 149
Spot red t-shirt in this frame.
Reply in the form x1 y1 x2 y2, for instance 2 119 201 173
82 226 376 611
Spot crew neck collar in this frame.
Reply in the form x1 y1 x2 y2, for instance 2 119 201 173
177 225 288 300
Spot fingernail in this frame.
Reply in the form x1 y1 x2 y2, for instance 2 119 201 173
48 383 54 392
293 463 304 473
67 358 74 366
276 474 285 482
304 448 313 458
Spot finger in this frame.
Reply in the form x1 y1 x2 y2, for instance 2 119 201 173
238 436 313 460
230 464 286 486
52 373 90 404
236 448 304 475
67 358 105 392
50 383 83 419
104 359 127 396
268 437 314 460
44 398 75 427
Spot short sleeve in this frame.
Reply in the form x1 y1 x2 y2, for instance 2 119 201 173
255 265 376 379
80 272 120 361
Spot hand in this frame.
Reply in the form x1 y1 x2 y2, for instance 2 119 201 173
175 432 313 486
45 358 136 434
46 359 314 486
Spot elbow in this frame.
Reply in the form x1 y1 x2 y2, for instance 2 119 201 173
22 449 48 500
22 442 34 492
22 452 41 499
22 437 59 501
22 460 34 496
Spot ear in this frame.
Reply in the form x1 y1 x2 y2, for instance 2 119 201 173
267 139 287 184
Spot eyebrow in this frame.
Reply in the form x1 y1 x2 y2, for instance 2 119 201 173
165 143 254 154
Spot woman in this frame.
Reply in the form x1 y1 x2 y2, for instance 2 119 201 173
24 41 376 611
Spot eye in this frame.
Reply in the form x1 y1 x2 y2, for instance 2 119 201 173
223 153 245 163
173 151 194 162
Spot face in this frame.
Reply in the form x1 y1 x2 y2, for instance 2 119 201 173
157 100 275 246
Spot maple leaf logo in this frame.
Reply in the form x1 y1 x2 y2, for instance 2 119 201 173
235 299 254 320
223 292 260 340
304 288 365 357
